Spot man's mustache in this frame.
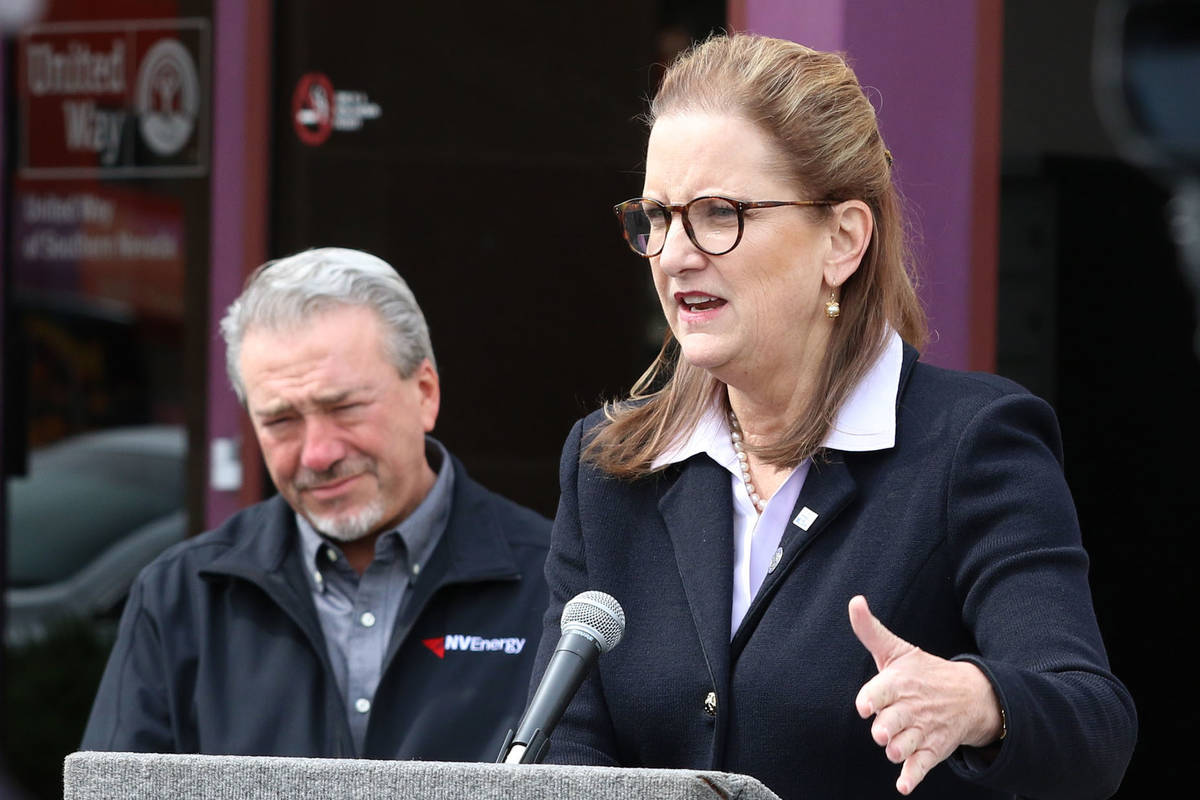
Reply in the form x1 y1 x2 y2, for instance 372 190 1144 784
293 456 376 491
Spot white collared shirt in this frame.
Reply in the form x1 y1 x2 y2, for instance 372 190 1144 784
650 331 904 636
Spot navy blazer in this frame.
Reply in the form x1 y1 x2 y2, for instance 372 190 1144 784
531 345 1136 799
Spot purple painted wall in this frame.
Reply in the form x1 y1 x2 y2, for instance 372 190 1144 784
845 0 984 370
1 39 7 488
742 0 845 52
205 0 269 528
205 0 245 527
735 0 998 370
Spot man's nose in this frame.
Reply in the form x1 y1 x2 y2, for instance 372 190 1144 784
299 416 346 473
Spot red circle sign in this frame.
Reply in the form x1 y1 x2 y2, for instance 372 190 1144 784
292 72 335 146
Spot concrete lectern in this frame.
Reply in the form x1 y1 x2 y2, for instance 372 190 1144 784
63 751 783 800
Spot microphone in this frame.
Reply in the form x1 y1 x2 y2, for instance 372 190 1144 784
498 590 625 764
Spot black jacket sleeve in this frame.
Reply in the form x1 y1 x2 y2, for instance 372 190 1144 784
80 574 178 752
942 392 1137 798
528 416 622 766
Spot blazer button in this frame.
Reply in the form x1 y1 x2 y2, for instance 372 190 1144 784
704 691 718 716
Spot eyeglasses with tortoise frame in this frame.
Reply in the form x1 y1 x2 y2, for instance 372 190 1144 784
613 195 839 257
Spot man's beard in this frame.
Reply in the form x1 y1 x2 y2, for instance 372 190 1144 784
305 498 386 542
293 456 383 542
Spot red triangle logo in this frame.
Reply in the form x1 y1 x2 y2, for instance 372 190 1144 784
422 637 445 659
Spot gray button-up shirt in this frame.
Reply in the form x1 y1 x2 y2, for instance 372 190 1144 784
296 437 455 754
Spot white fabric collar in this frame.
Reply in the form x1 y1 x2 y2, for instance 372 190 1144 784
650 329 903 469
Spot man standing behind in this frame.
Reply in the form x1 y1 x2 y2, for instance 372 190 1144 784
82 248 551 761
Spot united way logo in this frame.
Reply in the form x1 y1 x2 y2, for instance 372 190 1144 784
18 19 208 178
136 38 200 156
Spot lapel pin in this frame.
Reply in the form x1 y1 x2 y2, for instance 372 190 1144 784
793 506 818 531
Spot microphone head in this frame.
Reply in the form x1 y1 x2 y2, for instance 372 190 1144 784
560 590 625 653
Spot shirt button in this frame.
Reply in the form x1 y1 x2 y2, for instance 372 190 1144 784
355 698 371 714
312 571 324 586
704 691 717 716
325 547 338 562
360 612 376 628
411 562 421 576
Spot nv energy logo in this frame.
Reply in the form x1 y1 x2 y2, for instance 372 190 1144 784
422 634 527 659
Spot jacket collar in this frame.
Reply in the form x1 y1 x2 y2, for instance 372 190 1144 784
433 452 522 585
199 453 522 658
202 494 302 579
201 453 520 585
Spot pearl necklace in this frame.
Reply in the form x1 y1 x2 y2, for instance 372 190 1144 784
728 410 765 514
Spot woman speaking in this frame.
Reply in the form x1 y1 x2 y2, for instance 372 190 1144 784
530 33 1136 799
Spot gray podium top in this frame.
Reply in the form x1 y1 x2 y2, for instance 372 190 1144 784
64 751 783 800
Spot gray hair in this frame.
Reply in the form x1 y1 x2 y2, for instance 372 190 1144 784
220 247 435 403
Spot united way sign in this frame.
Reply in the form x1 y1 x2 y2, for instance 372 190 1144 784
17 18 210 179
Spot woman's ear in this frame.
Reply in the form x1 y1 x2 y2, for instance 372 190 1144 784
824 200 873 288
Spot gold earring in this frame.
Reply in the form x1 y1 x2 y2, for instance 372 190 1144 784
825 290 841 319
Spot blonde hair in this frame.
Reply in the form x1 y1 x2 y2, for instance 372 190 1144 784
586 33 927 477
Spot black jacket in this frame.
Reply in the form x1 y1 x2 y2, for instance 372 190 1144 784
82 454 550 761
533 346 1136 799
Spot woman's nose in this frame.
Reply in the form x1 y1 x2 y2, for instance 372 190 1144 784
655 218 706 275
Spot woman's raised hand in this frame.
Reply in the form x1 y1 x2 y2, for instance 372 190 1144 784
848 595 1004 795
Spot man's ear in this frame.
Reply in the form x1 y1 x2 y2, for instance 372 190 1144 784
415 359 440 432
824 199 873 288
